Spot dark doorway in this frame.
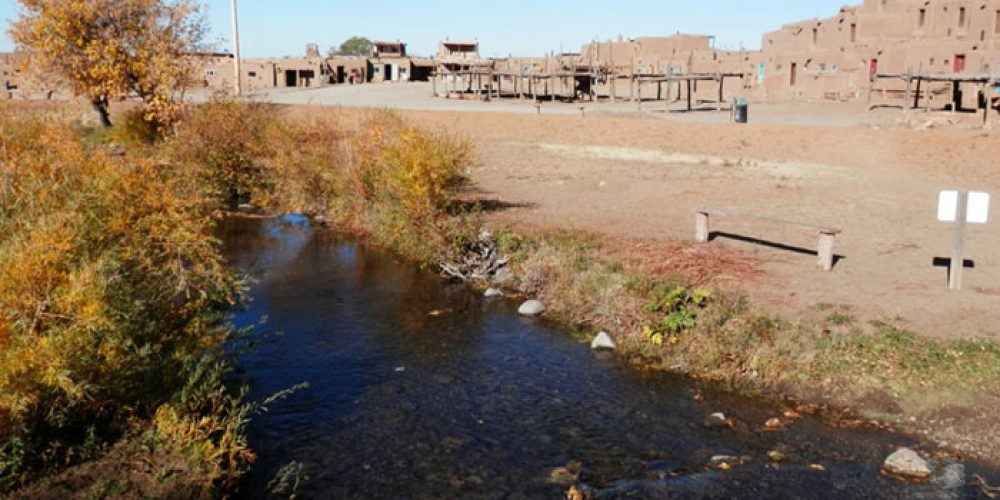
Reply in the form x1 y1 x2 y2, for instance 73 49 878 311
790 62 797 87
284 71 297 87
410 65 432 81
337 66 346 84
384 64 393 81
299 70 315 87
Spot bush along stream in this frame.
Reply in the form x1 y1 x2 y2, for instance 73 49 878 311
4 100 1000 497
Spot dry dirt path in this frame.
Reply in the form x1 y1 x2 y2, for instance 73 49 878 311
394 110 1000 340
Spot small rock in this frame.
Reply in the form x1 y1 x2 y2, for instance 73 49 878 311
882 448 932 480
702 413 728 429
313 215 328 225
764 418 783 429
484 288 504 298
591 332 616 351
767 450 785 462
518 300 546 316
237 203 256 214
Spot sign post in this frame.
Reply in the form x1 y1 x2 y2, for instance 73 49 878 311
937 190 990 290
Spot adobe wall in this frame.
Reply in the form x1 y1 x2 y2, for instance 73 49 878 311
760 0 1000 104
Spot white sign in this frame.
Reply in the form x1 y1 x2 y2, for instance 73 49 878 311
938 190 990 224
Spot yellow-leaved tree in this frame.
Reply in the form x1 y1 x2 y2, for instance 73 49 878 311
9 0 207 127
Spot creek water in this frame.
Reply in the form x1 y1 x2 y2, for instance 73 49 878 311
220 216 997 499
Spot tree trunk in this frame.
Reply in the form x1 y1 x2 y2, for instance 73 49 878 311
92 97 112 128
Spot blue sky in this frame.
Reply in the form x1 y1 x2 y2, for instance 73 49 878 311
1 1 843 57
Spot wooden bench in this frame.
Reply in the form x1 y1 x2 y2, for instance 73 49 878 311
694 208 842 271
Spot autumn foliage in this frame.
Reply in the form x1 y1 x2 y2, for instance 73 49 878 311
168 103 476 262
0 103 240 487
0 100 475 490
9 0 207 128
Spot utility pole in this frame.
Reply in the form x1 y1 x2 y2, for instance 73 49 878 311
230 0 242 96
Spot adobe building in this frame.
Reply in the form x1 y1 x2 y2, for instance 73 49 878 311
199 49 334 92
326 56 369 84
437 40 485 71
759 0 1000 106
327 40 433 84
576 35 759 102
273 57 333 88
369 41 409 82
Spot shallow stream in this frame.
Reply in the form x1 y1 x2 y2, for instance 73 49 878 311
221 216 997 499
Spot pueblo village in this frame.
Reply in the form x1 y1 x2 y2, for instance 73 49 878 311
3 0 1000 498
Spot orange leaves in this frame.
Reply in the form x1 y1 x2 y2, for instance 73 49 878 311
10 0 207 126
0 105 240 447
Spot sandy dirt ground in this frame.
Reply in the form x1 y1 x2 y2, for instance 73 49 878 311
254 81 990 129
404 111 1000 341
263 83 1000 342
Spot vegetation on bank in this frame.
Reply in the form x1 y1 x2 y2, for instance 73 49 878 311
0 103 247 492
493 232 1000 420
0 100 477 495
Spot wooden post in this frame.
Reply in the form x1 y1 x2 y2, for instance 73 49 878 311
985 80 994 129
695 211 710 243
657 81 662 101
694 211 710 243
951 81 959 113
717 75 724 112
432 73 438 97
687 79 693 111
950 190 969 290
913 77 922 110
817 231 837 271
630 76 635 101
903 75 912 113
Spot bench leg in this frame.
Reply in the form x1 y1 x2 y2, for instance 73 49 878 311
817 232 836 271
695 212 710 243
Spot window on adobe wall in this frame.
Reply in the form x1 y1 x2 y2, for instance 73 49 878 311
850 23 857 42
930 58 935 66
248 71 257 77
959 7 966 28
812 28 818 48
995 10 1000 34
918 9 926 29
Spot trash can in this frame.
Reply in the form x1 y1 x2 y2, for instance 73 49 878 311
733 97 749 124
